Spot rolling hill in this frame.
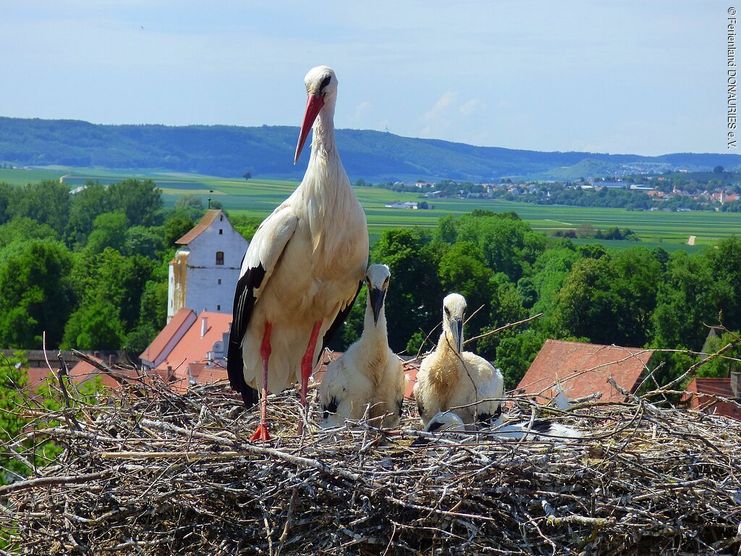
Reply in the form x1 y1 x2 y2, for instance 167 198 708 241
2 116 740 182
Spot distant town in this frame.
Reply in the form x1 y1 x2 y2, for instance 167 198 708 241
371 168 741 212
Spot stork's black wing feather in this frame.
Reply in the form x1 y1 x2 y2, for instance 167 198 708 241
318 280 363 363
227 262 266 408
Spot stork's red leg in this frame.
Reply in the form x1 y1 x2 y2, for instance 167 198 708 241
250 322 272 442
297 321 322 434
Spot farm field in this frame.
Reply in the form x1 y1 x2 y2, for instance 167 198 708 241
4 166 740 249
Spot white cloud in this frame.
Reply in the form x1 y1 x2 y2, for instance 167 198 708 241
418 92 485 140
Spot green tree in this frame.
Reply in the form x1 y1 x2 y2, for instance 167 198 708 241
63 299 126 350
437 241 492 335
0 182 17 225
124 225 165 259
0 352 30 481
85 211 128 253
0 217 58 249
0 240 74 348
163 209 199 245
554 256 624 344
495 329 547 390
652 252 718 351
65 183 112 248
11 181 70 235
610 248 663 347
371 228 443 352
107 179 163 227
697 330 741 379
704 237 741 331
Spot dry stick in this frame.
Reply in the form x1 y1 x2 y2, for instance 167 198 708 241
651 341 739 394
71 349 129 385
0 470 111 495
464 312 543 345
414 321 442 361
42 331 80 431
139 418 362 483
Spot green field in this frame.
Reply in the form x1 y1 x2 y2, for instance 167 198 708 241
4 166 740 250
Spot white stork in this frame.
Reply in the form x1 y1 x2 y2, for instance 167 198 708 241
415 411 580 444
318 264 405 429
227 66 369 441
413 293 504 428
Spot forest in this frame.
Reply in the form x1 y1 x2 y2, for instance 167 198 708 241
0 179 739 391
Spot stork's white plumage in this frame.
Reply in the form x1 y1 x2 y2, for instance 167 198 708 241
488 417 581 440
318 264 405 429
417 411 580 443
413 293 504 427
227 66 369 440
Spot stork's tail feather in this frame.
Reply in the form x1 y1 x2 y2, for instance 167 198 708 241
239 386 259 409
227 332 258 409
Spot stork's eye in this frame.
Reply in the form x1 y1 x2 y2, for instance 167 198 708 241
444 306 450 316
320 75 331 91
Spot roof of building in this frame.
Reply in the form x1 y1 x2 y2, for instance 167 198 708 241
684 377 741 420
175 209 224 245
154 311 231 385
517 339 653 403
139 308 197 364
69 357 127 390
26 367 51 392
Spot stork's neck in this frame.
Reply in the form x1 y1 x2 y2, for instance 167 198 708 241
310 98 338 160
437 327 462 356
362 295 388 349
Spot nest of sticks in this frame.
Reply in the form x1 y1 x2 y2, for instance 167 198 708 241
2 363 741 555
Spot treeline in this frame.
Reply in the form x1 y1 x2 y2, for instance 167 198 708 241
336 210 740 388
1 180 739 390
0 180 254 354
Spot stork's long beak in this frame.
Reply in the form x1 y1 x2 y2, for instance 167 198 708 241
369 288 385 325
294 93 325 164
449 317 463 353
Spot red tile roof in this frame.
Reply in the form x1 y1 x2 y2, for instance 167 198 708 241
684 378 741 420
154 311 231 390
139 308 196 365
24 357 138 393
517 339 653 403
175 210 223 245
26 367 51 392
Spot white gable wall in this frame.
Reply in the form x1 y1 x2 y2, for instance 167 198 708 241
167 211 249 319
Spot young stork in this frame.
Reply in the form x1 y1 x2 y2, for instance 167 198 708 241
413 293 504 428
227 66 369 441
415 411 580 444
318 264 405 429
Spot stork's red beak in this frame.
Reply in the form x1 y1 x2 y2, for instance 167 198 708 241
294 93 324 164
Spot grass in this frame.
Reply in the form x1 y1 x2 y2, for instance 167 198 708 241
3 166 740 249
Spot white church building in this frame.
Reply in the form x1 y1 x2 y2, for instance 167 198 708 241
167 209 249 322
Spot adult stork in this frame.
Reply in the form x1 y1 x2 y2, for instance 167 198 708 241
227 66 369 441
413 293 504 427
318 264 405 429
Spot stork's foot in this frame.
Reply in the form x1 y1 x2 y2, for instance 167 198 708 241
249 423 271 441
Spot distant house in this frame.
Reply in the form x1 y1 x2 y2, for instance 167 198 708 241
384 201 418 209
682 374 741 420
140 309 231 392
167 209 249 322
23 354 136 394
516 339 654 404
140 312 352 393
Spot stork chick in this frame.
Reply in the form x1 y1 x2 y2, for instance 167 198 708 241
319 264 405 429
413 293 503 427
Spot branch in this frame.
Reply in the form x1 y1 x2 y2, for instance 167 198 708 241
464 313 543 345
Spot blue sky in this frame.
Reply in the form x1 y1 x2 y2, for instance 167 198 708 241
0 1 726 154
